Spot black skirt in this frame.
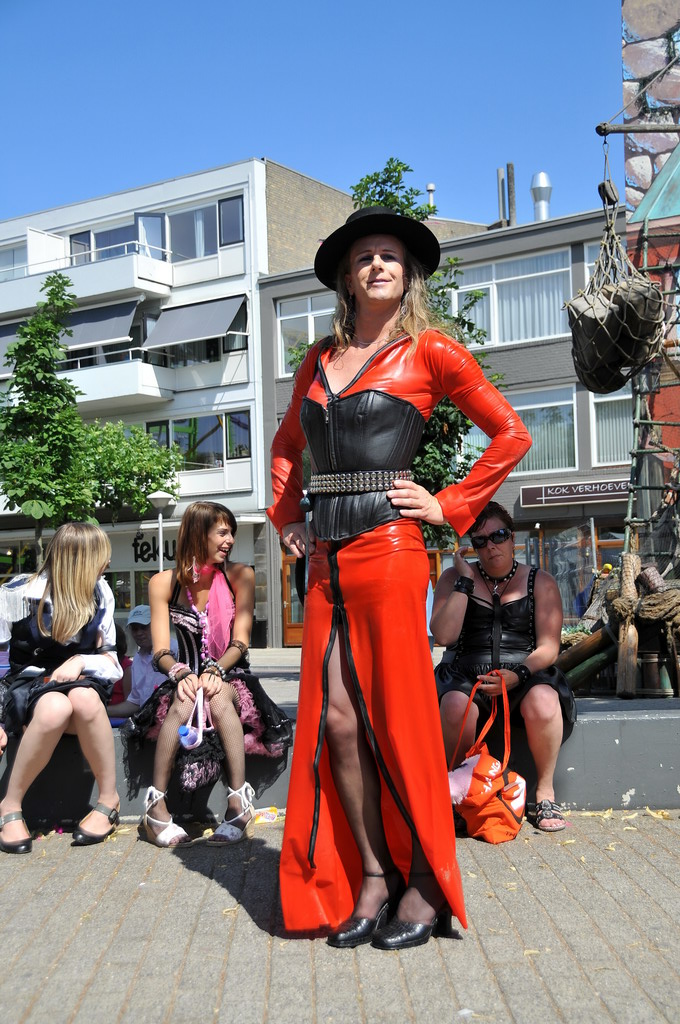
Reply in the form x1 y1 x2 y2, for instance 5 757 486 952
1 670 114 735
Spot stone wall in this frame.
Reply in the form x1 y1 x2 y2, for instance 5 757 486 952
622 0 680 211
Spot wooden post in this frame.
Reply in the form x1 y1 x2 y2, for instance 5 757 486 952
617 552 641 697
556 628 612 673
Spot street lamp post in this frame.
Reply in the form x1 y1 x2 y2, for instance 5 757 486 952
147 490 177 573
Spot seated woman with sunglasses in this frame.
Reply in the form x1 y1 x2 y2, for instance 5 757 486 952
432 501 575 832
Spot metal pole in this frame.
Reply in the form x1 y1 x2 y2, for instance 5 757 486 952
158 511 164 573
596 122 680 136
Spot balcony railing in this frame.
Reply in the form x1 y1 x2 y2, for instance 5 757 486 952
0 242 171 283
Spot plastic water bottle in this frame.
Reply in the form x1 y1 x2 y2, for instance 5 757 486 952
178 724 200 749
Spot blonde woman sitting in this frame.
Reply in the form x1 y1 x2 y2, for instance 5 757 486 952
0 523 122 853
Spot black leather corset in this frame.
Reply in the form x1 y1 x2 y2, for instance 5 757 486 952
300 390 426 541
456 595 534 662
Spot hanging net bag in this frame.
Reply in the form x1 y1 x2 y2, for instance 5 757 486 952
565 154 666 394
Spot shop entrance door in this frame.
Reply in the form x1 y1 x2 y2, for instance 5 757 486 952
282 553 304 646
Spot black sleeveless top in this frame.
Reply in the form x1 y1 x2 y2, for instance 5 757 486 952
443 567 538 673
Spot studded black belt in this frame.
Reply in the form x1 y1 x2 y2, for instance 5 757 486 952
307 469 413 494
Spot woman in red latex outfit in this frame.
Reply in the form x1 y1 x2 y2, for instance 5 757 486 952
268 207 532 950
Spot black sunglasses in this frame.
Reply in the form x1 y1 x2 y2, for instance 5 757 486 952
469 528 513 549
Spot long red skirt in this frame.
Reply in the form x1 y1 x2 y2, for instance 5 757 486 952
279 519 467 932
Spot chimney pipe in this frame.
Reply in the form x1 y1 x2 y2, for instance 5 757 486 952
426 182 436 208
530 171 552 221
496 168 507 223
507 163 516 226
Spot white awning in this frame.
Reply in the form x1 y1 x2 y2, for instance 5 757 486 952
144 296 245 349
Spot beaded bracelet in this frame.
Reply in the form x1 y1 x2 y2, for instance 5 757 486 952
453 576 474 596
168 661 191 683
514 664 532 686
203 658 230 682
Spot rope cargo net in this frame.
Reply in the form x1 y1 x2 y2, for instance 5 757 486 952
565 175 667 395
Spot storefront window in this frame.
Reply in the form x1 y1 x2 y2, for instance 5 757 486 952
0 543 37 583
541 523 595 626
134 570 157 606
104 571 132 612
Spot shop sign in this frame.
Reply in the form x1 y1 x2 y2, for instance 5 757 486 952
132 533 177 564
520 479 628 507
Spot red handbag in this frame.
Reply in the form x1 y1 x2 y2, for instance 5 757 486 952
448 672 526 844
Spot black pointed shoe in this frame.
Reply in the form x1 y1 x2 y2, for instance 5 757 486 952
0 811 33 854
72 802 119 846
327 870 405 949
371 908 452 950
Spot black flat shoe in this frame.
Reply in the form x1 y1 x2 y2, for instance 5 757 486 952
371 908 452 950
72 803 119 846
327 870 405 949
0 811 32 855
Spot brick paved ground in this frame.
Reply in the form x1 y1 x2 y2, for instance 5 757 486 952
1 809 679 1024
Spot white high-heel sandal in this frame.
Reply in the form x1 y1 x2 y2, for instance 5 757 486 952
142 786 191 847
207 782 255 845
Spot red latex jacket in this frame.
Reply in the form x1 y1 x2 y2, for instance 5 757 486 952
269 330 532 538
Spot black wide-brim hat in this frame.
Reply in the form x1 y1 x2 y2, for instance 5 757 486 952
313 206 441 290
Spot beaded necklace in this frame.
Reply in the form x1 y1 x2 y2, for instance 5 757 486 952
186 587 210 665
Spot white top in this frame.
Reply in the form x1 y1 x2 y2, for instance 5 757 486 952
0 573 122 682
128 641 178 706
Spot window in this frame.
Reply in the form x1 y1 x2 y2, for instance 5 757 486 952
147 413 251 470
166 338 220 368
0 543 37 580
94 224 136 261
224 300 248 352
174 415 224 469
219 197 244 246
0 243 27 282
104 571 132 612
134 570 156 607
277 294 335 374
585 242 602 280
451 250 571 345
169 205 217 262
462 387 576 473
70 231 91 266
226 411 250 458
592 385 633 465
147 421 170 447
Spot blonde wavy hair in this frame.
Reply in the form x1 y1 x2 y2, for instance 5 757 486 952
330 247 448 352
36 523 111 643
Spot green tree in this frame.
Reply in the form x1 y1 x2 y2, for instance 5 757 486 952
350 156 434 221
0 274 94 557
0 273 181 558
87 421 184 523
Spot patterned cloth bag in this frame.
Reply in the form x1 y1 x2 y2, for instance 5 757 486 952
448 673 526 844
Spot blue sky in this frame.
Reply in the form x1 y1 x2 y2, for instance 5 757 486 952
0 0 625 226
